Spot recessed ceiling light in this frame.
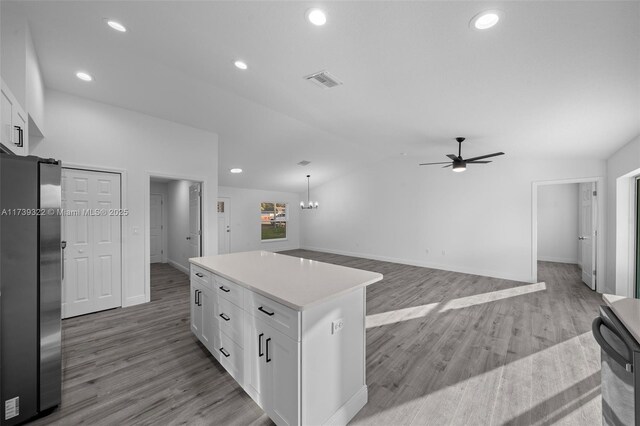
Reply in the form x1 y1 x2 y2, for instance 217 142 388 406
106 20 127 32
234 60 248 70
76 71 93 82
230 168 243 174
470 10 503 30
306 8 327 26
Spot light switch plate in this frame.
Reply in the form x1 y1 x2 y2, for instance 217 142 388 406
332 318 344 334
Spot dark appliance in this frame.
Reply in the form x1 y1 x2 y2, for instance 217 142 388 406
0 152 62 425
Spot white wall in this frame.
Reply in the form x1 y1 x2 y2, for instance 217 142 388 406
606 135 640 296
218 186 300 253
150 180 169 263
167 180 196 272
31 90 218 307
300 157 605 283
537 184 579 264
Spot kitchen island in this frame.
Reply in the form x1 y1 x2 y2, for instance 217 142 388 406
189 251 383 426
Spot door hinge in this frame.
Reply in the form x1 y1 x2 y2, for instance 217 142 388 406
593 190 597 197
198 230 201 236
161 225 163 230
161 250 163 254
593 270 597 276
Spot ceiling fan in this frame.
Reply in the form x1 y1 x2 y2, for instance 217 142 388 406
419 137 504 172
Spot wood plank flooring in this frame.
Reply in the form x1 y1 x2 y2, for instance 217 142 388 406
28 252 603 426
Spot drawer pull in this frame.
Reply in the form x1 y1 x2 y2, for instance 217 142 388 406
195 272 204 278
258 306 275 316
219 285 231 293
266 338 271 363
219 313 230 321
258 333 264 357
219 347 230 358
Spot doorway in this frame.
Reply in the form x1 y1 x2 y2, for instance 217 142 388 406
61 167 123 318
150 193 165 263
218 197 230 254
532 177 604 290
148 177 202 275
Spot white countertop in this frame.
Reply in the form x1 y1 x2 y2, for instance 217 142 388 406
189 251 383 310
603 293 640 343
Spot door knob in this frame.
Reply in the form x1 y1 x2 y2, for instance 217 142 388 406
186 236 191 240
578 236 587 240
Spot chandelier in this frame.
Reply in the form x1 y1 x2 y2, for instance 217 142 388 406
300 175 318 209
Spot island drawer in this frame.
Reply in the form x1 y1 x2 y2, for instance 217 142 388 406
214 330 244 383
191 265 213 289
216 296 244 347
214 274 243 307
245 290 300 341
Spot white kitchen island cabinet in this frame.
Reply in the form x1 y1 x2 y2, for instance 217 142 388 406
189 251 383 426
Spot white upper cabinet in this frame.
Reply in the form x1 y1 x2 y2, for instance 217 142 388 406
1 79 28 155
1 2 45 153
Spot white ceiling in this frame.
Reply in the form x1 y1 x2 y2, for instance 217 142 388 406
10 1 640 192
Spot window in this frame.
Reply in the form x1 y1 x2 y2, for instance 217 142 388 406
261 202 287 241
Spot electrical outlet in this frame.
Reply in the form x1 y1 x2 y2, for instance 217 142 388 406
332 319 344 334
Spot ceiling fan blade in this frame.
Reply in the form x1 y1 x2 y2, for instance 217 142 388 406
419 161 452 166
442 164 452 168
466 160 492 164
446 154 459 161
463 152 505 162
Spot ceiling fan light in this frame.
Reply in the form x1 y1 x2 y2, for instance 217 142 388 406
452 162 466 172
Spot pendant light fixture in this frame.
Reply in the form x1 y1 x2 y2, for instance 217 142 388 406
300 175 318 209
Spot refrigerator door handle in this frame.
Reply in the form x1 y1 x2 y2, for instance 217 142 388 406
593 317 633 372
61 241 66 280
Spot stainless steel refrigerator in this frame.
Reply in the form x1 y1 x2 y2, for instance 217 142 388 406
0 152 62 425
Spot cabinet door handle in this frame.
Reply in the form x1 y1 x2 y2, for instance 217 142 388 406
258 333 264 357
219 313 230 321
266 338 271 363
13 126 23 147
258 306 275 316
196 290 202 306
219 347 230 358
219 286 230 293
195 272 204 278
194 289 198 304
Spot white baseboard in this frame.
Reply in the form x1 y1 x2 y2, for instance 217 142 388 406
300 246 534 283
123 294 146 307
167 258 189 275
538 256 578 264
323 385 367 425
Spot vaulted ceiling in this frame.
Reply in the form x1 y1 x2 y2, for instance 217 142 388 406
8 1 640 192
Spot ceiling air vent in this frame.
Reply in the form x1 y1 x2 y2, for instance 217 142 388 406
304 70 343 89
297 160 311 166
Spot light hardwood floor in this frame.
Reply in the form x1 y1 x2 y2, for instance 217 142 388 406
29 252 603 426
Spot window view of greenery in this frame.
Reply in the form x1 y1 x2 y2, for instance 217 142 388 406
261 202 287 240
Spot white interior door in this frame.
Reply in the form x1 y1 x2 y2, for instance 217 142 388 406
218 198 230 254
188 183 201 258
62 168 122 318
150 193 163 263
579 182 597 290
